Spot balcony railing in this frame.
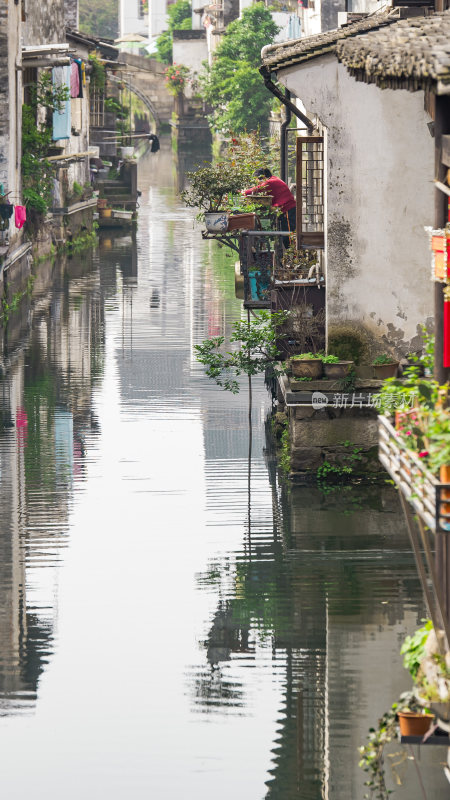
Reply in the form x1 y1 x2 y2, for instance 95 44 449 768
239 231 324 309
378 414 450 533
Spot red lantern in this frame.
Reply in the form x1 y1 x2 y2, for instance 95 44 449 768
444 287 450 368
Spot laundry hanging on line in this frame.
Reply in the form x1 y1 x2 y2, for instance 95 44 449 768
14 206 26 229
52 66 71 140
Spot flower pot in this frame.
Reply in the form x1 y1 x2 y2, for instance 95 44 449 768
204 212 229 233
323 361 354 379
373 362 399 379
397 711 434 737
120 146 134 159
227 213 256 232
291 358 323 379
440 465 450 523
97 198 108 210
99 208 112 218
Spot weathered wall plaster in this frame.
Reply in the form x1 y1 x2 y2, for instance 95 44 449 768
279 55 434 356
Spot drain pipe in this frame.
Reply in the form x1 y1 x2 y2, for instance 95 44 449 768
280 88 291 183
260 65 313 133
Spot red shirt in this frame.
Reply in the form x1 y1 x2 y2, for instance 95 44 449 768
245 176 296 213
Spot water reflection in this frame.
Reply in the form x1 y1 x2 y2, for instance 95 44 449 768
0 144 447 798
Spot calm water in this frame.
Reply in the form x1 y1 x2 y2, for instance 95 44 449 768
0 145 447 798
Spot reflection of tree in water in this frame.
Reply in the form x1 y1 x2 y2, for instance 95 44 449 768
0 613 53 716
194 447 423 798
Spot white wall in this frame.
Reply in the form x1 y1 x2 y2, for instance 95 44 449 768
149 0 167 38
279 55 435 355
119 0 149 37
172 36 207 76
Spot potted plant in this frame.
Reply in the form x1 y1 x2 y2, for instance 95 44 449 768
396 709 434 737
321 353 354 379
359 690 429 798
372 354 399 379
290 352 323 379
181 162 248 233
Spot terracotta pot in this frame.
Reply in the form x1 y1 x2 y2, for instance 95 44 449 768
227 213 256 232
440 465 450 520
323 361 354 379
97 198 108 210
99 208 112 218
397 711 434 737
373 362 399 379
291 358 323 379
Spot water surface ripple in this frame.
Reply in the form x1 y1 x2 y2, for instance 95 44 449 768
0 146 446 798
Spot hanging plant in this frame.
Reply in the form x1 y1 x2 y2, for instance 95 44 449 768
164 64 190 97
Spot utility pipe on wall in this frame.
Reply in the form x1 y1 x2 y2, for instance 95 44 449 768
259 65 313 132
280 88 291 183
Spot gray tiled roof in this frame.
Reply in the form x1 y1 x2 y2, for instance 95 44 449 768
337 10 450 92
261 11 395 71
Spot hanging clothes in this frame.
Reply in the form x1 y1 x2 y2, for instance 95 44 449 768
14 206 26 229
52 66 71 140
75 59 83 98
0 204 14 220
70 61 80 98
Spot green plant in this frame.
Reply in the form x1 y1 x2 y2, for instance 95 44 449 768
72 181 83 197
164 63 191 97
194 310 287 393
317 461 353 482
22 73 69 219
427 411 450 472
88 52 106 89
291 352 321 361
373 354 397 366
400 621 432 680
156 0 191 64
181 161 248 215
327 326 368 364
104 97 125 116
359 691 421 800
279 421 291 474
321 354 340 364
199 4 279 134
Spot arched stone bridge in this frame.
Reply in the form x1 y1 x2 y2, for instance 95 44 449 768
118 52 174 130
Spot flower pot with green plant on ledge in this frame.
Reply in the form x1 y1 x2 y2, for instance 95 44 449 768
291 353 323 379
397 710 434 737
321 354 354 379
372 354 399 379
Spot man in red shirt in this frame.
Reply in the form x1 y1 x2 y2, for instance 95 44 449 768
244 168 296 243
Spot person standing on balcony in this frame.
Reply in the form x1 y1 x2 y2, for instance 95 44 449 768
244 168 296 242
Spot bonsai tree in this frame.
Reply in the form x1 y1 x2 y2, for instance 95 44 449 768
181 161 248 216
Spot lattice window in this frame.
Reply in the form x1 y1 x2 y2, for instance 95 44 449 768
296 136 324 250
90 87 104 128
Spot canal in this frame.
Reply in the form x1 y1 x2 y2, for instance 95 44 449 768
0 144 447 798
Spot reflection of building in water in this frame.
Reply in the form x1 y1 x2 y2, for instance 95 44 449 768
194 472 448 799
0 253 108 715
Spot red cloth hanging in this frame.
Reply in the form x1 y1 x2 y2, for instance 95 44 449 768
444 293 450 368
14 205 26 229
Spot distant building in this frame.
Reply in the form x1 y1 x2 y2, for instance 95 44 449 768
118 0 150 39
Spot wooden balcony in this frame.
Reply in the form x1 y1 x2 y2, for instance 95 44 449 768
378 414 450 533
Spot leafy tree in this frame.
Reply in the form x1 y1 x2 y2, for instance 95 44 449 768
79 0 119 40
195 311 286 393
200 5 279 134
156 0 192 64
22 73 69 220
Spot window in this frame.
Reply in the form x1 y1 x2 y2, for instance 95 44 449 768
296 136 324 250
